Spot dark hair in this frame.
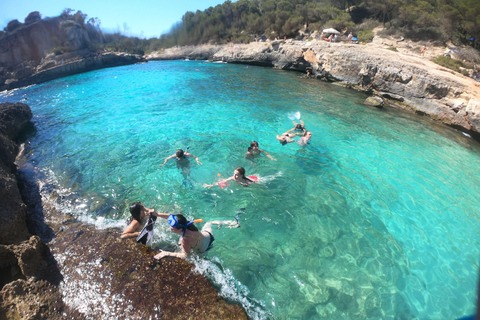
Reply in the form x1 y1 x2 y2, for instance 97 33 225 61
295 123 304 129
250 141 259 148
174 214 198 231
303 131 312 137
235 167 253 183
176 149 184 158
235 167 246 177
129 202 143 222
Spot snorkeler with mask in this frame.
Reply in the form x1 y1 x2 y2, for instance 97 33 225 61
153 214 240 259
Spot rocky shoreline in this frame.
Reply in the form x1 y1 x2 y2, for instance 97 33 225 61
147 41 480 140
0 102 247 319
0 52 145 92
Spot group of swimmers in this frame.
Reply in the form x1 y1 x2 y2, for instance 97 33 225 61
121 113 313 260
276 115 312 146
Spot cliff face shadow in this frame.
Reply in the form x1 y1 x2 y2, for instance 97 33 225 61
16 165 55 243
15 165 64 286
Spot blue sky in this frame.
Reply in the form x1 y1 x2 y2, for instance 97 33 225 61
0 0 227 38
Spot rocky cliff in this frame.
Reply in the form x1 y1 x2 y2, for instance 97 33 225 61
0 16 145 92
0 102 81 319
147 41 480 139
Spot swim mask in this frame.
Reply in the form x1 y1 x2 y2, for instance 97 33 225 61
168 214 203 229
168 214 185 228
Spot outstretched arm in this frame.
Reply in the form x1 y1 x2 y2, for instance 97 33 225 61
154 212 170 220
154 239 190 259
186 152 202 165
259 149 276 161
159 154 175 167
203 176 234 188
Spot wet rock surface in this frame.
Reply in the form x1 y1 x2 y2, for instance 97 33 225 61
46 212 247 319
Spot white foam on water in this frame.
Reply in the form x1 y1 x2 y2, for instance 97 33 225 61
189 255 271 320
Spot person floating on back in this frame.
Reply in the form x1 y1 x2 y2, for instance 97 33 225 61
291 113 306 132
276 128 303 145
245 141 276 161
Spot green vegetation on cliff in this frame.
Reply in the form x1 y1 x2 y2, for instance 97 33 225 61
144 0 480 48
1 0 479 56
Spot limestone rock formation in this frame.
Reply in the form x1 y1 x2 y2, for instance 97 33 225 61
0 103 32 245
364 96 384 108
0 102 79 319
0 16 144 92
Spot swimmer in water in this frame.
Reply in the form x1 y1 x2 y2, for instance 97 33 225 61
276 128 302 145
160 148 202 179
160 148 202 168
292 118 306 132
153 214 240 260
203 167 256 188
297 130 312 146
245 141 276 161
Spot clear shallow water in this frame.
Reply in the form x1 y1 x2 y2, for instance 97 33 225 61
2 61 480 319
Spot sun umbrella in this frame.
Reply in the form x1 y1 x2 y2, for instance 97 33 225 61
322 28 340 34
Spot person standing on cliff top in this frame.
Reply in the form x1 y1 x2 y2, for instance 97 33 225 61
421 45 427 56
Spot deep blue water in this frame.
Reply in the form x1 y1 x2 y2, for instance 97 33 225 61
2 60 479 319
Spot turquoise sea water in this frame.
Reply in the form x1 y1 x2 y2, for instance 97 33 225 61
2 61 479 319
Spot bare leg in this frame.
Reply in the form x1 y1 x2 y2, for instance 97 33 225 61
202 220 240 233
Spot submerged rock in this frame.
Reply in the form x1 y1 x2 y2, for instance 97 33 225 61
364 96 384 108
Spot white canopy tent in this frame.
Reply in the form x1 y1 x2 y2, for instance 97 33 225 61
322 28 340 34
